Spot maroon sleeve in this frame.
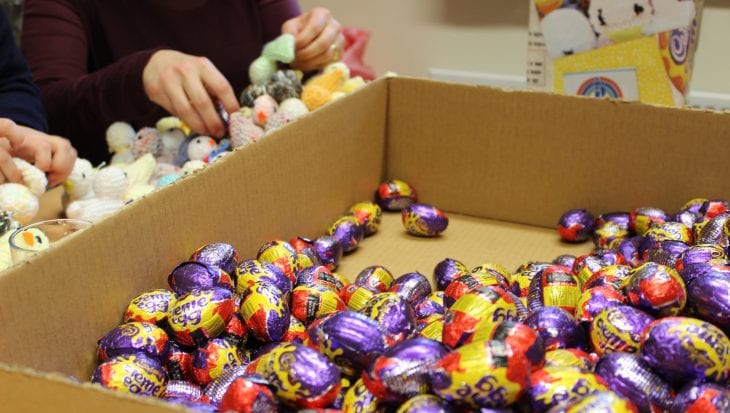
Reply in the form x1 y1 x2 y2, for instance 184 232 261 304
21 0 159 160
256 0 302 42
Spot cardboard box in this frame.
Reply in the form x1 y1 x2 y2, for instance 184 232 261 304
527 0 704 107
1 77 729 411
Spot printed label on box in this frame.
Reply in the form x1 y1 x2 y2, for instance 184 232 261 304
526 0 704 107
563 69 639 100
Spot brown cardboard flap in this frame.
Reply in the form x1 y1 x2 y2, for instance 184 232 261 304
386 77 730 228
0 78 387 380
337 212 590 282
0 365 186 412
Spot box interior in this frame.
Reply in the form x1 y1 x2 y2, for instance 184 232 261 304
1 77 729 411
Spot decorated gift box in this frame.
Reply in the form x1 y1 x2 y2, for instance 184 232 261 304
527 0 704 106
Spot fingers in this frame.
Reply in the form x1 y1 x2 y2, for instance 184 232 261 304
0 118 25 148
143 51 236 138
286 8 343 72
0 148 22 184
290 8 330 49
46 137 77 187
294 27 343 71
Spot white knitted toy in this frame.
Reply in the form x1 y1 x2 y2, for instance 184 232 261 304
186 136 217 162
0 158 48 225
66 166 127 223
156 116 189 164
106 121 136 165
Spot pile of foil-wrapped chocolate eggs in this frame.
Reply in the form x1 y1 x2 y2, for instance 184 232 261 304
90 186 730 412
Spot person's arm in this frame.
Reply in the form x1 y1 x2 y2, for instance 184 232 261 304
0 7 47 133
21 0 158 156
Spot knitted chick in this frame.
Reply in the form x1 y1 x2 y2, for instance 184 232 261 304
252 94 278 127
301 69 346 111
266 70 303 103
0 183 38 226
186 136 217 162
119 153 156 204
106 121 136 165
63 158 97 209
249 34 295 86
12 158 47 198
229 111 263 149
0 211 18 270
132 127 163 160
156 116 189 164
0 158 48 225
66 166 127 223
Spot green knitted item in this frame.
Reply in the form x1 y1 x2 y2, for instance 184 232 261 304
249 56 277 86
262 34 295 64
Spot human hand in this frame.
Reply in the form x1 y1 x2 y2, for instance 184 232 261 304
282 7 344 72
0 118 26 184
142 50 240 138
12 126 77 187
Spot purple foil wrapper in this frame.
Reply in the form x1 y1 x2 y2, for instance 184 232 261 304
433 258 470 292
414 292 445 320
168 261 234 295
239 282 291 342
583 264 632 293
123 289 176 325
688 271 730 334
97 321 170 362
362 337 448 402
697 213 730 246
672 210 700 229
390 271 433 305
402 203 449 237
552 254 577 269
190 242 239 277
235 259 292 296
700 199 730 220
679 261 730 287
616 236 644 268
642 240 689 268
398 394 456 412
202 364 251 405
641 317 730 386
574 286 625 325
596 212 631 230
672 382 730 413
558 208 595 242
359 292 417 345
529 367 607 412
166 398 217 412
630 207 669 236
163 380 203 401
313 236 343 271
91 353 168 397
329 216 365 253
258 342 341 408
626 262 686 318
295 265 343 293
594 352 674 412
589 305 654 356
305 310 387 377
524 307 587 351
592 222 630 250
355 265 395 293
192 337 246 386
678 244 726 269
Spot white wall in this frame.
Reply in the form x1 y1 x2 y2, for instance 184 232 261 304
300 0 730 94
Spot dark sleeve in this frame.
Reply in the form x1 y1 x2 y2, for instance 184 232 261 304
257 0 302 41
0 7 47 132
20 0 157 156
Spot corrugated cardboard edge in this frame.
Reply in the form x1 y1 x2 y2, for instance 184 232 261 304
0 78 388 382
0 363 191 412
386 76 730 228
